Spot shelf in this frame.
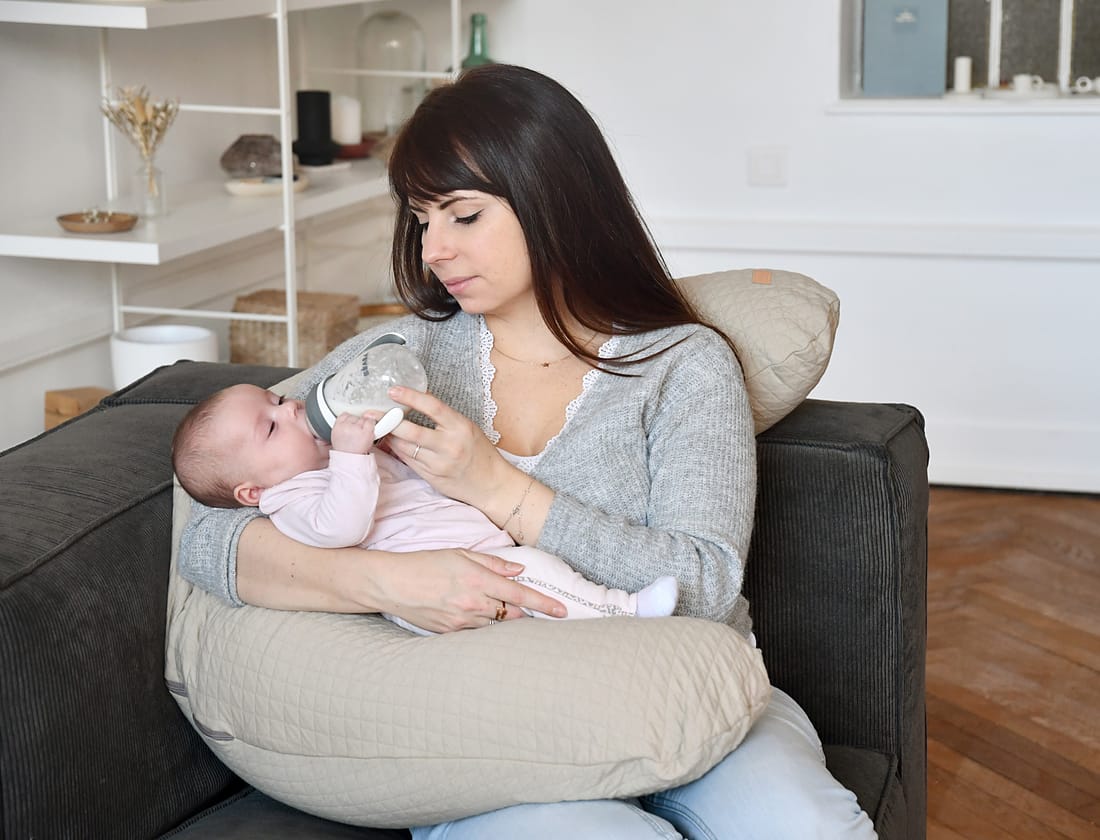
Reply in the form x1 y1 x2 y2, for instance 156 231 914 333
0 158 388 264
0 0 374 29
827 96 1100 116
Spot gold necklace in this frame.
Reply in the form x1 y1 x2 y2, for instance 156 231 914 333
491 342 574 368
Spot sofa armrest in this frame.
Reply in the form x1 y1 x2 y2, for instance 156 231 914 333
0 362 293 838
747 398 928 836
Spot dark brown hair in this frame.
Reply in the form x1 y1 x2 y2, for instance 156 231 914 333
388 64 733 366
171 389 242 509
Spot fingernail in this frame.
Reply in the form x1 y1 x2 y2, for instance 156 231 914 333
554 606 567 617
388 386 403 397
504 562 524 572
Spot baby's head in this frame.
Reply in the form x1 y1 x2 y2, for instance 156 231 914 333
172 383 330 508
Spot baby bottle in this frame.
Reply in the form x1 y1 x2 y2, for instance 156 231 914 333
304 333 427 442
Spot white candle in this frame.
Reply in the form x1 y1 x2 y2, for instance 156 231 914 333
331 95 362 146
954 56 972 93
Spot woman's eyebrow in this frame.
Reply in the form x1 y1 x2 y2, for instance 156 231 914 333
439 194 480 209
410 194 476 213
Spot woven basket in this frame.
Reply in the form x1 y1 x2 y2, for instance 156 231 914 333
230 290 360 367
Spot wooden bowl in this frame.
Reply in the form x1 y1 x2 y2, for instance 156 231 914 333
57 211 138 234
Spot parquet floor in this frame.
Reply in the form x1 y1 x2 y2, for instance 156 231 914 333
926 487 1100 840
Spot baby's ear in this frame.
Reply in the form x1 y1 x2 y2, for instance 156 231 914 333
234 483 264 507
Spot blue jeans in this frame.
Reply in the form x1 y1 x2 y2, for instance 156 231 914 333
411 688 877 839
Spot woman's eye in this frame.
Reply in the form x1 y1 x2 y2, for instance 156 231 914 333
455 211 481 225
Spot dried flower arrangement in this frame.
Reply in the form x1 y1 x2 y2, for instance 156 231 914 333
101 85 180 163
101 86 180 213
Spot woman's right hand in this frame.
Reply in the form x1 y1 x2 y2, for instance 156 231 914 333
235 518 566 631
368 548 568 633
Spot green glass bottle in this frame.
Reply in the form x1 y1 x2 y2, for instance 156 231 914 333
461 13 493 69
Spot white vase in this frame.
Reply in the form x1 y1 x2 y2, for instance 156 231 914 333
110 325 218 389
133 161 167 218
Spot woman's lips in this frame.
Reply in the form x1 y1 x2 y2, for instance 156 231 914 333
440 276 475 295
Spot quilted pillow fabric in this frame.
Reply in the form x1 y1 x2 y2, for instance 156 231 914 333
677 269 840 433
166 482 771 827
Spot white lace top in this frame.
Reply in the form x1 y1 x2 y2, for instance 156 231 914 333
477 315 620 474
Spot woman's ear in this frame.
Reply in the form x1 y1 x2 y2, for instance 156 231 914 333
234 483 264 507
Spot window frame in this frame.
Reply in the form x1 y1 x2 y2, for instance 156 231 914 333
839 0 1095 100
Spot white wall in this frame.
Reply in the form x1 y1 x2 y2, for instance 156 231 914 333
2 0 1098 490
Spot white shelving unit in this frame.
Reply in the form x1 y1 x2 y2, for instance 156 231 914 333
0 0 464 366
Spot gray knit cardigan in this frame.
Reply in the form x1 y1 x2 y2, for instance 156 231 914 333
178 312 757 638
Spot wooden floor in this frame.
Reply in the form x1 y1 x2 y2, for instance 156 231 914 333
926 487 1100 839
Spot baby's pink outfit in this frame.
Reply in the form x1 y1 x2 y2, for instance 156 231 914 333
259 449 644 631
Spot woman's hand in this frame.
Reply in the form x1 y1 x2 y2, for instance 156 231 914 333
381 386 511 508
236 519 566 629
365 547 568 633
377 386 556 546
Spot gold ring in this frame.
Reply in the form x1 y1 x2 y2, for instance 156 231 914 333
412 443 422 460
494 601 507 622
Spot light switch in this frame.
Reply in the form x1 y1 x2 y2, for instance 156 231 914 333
747 146 788 187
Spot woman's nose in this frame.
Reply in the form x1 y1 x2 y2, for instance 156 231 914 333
420 223 454 264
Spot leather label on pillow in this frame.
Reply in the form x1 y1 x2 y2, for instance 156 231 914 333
751 269 773 285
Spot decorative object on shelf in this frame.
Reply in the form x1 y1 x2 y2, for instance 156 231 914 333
223 174 309 197
462 12 493 69
109 324 217 389
953 56 972 93
944 54 980 99
861 0 947 97
1012 73 1046 94
56 209 138 234
230 289 360 367
336 132 382 159
293 90 339 166
101 85 179 219
330 95 362 146
1073 76 1100 95
297 160 351 175
355 10 426 136
219 133 283 178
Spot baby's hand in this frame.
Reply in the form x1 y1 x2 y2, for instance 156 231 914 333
331 413 376 455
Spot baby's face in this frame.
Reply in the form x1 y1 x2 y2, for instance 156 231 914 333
218 384 331 489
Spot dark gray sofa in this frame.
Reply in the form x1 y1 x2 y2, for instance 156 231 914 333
0 360 928 839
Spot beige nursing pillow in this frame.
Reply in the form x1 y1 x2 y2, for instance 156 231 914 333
165 474 771 826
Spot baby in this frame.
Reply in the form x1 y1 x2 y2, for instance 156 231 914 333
171 383 678 634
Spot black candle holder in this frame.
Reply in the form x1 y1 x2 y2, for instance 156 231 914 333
293 90 339 166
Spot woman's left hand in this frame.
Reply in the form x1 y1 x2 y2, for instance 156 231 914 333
380 386 510 508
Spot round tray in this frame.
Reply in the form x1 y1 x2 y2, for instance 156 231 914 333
224 174 309 197
57 211 138 234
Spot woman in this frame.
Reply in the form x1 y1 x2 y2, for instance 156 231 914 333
180 64 875 838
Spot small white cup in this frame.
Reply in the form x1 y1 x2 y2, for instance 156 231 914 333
1012 73 1045 93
